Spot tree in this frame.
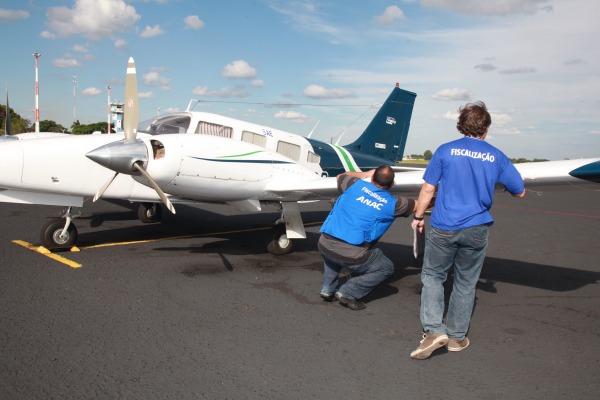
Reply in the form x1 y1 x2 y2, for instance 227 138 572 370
39 119 69 133
71 121 110 135
1 105 31 134
424 150 433 160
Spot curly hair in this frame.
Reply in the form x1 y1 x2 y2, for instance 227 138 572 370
456 101 491 138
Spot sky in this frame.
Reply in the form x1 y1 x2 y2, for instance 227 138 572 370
1 0 599 160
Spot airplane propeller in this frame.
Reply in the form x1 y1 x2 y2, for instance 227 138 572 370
87 57 175 214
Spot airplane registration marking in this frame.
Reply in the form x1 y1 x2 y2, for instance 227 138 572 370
12 240 82 269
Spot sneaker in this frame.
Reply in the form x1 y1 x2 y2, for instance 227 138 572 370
410 333 449 360
447 337 470 352
320 292 334 302
334 292 366 311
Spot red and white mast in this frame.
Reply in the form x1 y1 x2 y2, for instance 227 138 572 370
33 52 41 133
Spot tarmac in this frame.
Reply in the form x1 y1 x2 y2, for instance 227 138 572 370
1 185 599 399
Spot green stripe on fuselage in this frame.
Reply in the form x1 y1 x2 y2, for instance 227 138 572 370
333 145 357 172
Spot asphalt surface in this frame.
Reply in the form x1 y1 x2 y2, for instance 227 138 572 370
1 186 599 399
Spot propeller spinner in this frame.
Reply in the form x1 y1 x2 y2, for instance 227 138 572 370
86 57 175 214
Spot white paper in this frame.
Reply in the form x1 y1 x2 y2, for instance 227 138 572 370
413 225 425 259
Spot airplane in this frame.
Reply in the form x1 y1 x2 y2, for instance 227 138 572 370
1 57 599 256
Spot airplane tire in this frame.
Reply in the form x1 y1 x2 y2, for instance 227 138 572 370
267 225 294 255
40 218 78 250
138 202 162 223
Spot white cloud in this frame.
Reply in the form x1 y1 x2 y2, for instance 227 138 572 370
40 31 56 39
432 88 471 101
142 71 170 86
81 87 102 96
274 110 311 123
140 25 164 38
498 66 537 74
191 86 248 97
52 58 81 68
46 0 140 40
251 79 265 87
222 60 257 79
114 38 127 49
139 92 154 98
422 0 553 16
184 15 205 30
302 84 354 99
72 44 89 53
0 9 29 21
373 6 405 24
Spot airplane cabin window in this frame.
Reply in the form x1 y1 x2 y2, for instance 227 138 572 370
276 141 301 162
307 151 321 164
196 121 233 138
241 131 267 148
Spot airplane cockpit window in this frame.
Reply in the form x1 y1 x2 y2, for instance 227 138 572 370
138 114 191 135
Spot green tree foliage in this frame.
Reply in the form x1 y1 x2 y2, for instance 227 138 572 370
424 150 433 160
1 105 31 134
71 121 111 135
38 119 69 133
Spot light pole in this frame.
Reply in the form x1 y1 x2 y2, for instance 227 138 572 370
33 52 41 133
107 85 111 133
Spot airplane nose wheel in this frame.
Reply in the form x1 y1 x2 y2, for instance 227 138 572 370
267 224 294 255
138 202 162 223
40 218 78 250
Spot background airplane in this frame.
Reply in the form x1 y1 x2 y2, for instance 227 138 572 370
1 57 599 255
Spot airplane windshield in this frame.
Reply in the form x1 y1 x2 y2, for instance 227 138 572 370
138 114 192 135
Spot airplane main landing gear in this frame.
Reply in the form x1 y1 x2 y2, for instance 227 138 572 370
40 207 81 250
267 223 294 255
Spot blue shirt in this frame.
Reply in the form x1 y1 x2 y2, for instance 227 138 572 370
423 137 524 230
320 179 397 245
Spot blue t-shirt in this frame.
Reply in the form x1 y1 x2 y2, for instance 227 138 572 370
423 137 524 230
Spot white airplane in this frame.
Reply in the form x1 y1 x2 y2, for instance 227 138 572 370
1 57 599 255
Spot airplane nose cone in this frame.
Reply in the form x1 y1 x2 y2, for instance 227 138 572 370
86 139 148 175
569 160 600 183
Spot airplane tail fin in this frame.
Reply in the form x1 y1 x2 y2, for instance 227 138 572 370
343 84 416 162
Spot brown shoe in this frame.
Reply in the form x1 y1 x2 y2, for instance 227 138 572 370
447 337 470 352
410 333 448 359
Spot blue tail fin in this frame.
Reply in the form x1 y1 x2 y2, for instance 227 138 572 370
344 84 416 162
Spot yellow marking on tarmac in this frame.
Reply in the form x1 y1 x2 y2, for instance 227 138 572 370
12 240 82 269
11 221 325 268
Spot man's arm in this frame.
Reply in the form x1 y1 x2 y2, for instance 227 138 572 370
411 182 436 233
336 169 374 182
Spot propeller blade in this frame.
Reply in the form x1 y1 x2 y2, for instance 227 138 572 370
133 163 176 214
93 171 119 202
124 57 139 143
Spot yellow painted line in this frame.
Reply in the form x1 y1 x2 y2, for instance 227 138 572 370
80 221 325 250
10 220 326 268
12 240 82 269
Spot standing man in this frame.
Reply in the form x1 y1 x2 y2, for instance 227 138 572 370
319 165 416 311
410 101 525 359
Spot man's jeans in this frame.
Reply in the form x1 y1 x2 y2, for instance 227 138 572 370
420 224 489 340
320 248 394 300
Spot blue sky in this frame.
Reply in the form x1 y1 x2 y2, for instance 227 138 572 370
1 0 599 160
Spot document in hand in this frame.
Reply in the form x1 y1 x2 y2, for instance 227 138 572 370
413 225 425 259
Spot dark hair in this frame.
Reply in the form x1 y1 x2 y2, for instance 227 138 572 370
373 165 395 189
456 101 491 138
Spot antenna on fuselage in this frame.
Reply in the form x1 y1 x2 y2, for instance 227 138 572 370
307 120 319 138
